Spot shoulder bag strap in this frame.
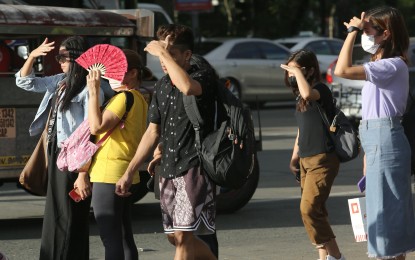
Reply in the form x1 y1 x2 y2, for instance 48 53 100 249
46 84 65 144
315 102 331 129
315 101 336 144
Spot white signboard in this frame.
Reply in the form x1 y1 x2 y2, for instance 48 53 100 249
348 197 367 242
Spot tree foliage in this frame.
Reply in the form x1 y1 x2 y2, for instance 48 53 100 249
24 0 415 39
179 0 415 39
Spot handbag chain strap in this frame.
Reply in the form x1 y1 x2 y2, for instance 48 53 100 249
315 102 337 146
315 102 331 129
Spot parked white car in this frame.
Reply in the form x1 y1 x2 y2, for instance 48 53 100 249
275 36 344 78
203 38 291 105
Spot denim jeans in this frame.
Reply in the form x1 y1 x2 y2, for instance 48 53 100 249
299 152 339 247
360 117 415 258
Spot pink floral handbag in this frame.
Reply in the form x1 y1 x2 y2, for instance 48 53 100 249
56 119 113 172
57 91 133 172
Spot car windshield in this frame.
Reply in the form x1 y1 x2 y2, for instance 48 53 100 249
195 41 224 55
278 42 297 49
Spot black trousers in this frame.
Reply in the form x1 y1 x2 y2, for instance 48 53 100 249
91 183 138 260
39 139 91 260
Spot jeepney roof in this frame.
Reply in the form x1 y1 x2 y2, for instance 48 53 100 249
0 4 135 36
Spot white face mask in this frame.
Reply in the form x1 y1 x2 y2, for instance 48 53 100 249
361 34 380 54
108 78 127 90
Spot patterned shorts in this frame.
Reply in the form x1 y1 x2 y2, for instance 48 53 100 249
159 167 216 235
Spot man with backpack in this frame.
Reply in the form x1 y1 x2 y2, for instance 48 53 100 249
115 24 218 259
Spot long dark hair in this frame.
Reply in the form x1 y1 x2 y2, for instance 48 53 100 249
366 6 409 63
60 36 88 112
284 49 320 111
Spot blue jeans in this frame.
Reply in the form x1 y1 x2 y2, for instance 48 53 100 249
359 117 415 258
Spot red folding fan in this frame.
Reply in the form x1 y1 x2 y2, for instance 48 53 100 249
75 44 127 82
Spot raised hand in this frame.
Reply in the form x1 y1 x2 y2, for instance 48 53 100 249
29 38 55 59
86 69 101 92
344 12 365 30
144 34 171 57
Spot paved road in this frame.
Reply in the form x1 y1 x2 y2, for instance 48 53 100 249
1 105 414 260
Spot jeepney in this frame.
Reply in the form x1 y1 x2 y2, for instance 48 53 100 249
0 4 152 193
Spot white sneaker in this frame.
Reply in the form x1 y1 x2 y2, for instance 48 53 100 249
326 254 345 260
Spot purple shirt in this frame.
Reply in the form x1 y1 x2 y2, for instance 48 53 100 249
362 57 408 120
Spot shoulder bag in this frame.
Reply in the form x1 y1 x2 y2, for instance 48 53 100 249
18 92 57 196
316 102 360 163
19 127 48 196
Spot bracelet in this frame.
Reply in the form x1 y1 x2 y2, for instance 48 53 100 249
347 26 361 33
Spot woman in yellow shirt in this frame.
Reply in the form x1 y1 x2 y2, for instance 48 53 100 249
86 49 151 260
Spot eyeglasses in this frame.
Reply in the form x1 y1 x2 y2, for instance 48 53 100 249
55 54 70 63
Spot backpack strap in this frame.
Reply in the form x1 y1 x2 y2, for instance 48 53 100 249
183 95 204 150
120 91 134 126
95 91 134 146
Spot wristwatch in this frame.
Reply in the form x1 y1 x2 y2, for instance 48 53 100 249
347 26 361 33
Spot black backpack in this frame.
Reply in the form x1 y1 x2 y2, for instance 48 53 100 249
402 87 415 175
183 78 256 189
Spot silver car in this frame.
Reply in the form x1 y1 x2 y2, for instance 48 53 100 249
203 38 291 105
275 36 344 78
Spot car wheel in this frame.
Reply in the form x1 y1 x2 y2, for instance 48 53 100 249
130 171 151 203
216 155 260 214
